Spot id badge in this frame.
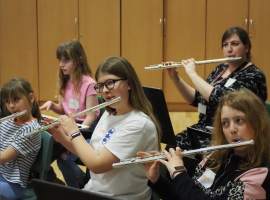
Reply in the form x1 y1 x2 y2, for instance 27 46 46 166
224 78 236 88
198 103 207 115
197 169 216 188
69 98 79 109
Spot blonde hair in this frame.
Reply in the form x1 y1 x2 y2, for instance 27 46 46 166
56 39 92 98
207 88 270 171
95 56 162 150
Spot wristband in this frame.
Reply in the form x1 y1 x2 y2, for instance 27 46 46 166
70 131 81 140
170 166 186 179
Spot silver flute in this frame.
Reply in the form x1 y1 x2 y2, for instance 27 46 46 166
112 140 254 168
145 57 242 71
0 110 28 123
26 97 121 137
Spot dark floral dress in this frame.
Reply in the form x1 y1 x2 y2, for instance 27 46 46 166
175 63 267 150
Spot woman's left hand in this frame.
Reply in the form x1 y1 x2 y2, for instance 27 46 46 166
58 112 80 137
159 147 184 174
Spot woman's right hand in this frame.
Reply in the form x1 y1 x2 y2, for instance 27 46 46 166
137 151 160 183
40 101 54 111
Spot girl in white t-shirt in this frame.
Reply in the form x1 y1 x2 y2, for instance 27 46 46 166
0 77 42 200
50 56 161 200
40 39 100 188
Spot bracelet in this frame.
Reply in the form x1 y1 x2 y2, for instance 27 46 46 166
70 131 81 140
170 166 186 179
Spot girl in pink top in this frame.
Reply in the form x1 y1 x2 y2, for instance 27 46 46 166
40 39 99 188
40 39 99 126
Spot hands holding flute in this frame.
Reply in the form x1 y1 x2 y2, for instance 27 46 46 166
137 147 185 183
42 117 66 143
43 112 79 144
164 58 197 81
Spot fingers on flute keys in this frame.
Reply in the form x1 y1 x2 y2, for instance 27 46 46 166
162 61 175 66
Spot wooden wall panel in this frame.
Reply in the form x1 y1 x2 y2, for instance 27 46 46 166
121 0 163 89
38 0 78 101
0 0 39 97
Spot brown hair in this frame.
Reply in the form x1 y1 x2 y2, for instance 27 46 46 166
207 89 270 171
1 77 41 122
95 56 162 150
56 39 92 98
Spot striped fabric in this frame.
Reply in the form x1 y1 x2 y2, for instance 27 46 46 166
0 118 41 188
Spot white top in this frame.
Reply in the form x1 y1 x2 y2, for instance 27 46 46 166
83 110 159 200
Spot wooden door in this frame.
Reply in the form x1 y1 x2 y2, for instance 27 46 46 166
37 0 78 101
163 0 206 110
79 0 120 78
249 0 270 102
205 0 249 77
0 0 39 97
121 0 163 89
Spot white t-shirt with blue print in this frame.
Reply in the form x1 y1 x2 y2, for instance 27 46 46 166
83 110 158 200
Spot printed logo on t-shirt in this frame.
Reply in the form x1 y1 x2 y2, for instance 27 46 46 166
102 128 116 145
69 98 79 110
99 126 105 134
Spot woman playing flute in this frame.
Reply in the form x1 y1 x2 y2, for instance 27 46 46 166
139 88 270 200
166 27 267 152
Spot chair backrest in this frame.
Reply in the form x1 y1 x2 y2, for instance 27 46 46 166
265 102 270 117
142 86 176 146
97 96 105 121
20 131 54 199
31 131 54 180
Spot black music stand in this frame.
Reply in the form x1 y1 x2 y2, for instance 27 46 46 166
142 86 176 146
187 126 212 150
31 179 120 200
184 126 212 176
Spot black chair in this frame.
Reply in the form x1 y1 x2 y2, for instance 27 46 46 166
20 131 54 200
142 86 176 146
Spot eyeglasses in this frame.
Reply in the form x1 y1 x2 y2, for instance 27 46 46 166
94 79 127 93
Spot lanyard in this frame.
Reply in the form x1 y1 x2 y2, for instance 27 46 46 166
210 60 248 86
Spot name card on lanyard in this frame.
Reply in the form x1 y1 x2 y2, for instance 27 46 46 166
197 169 216 188
224 78 236 88
198 103 207 115
211 60 248 86
69 98 79 110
